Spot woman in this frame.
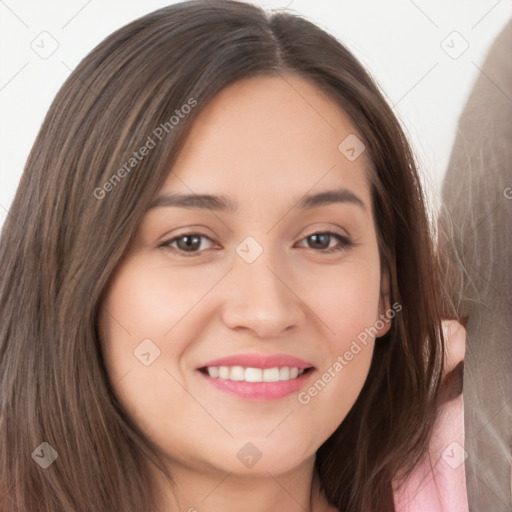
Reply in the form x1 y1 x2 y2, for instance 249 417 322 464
0 1 464 510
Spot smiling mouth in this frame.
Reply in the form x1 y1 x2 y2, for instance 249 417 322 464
198 366 314 383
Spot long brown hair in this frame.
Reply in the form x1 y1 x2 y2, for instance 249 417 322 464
0 1 450 510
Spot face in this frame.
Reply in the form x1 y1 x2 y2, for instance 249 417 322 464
98 73 390 478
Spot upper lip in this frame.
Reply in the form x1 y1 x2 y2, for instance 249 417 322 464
197 353 315 370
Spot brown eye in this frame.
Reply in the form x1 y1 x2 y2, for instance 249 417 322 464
298 231 355 253
160 233 215 256
307 233 331 249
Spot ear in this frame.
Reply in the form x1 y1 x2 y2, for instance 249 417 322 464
376 270 392 338
442 319 466 377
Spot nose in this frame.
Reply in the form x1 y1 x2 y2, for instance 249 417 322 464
221 247 306 338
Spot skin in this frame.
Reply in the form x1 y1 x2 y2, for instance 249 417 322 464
98 73 391 512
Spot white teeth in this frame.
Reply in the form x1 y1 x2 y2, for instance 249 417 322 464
262 368 280 382
279 367 290 380
207 366 219 378
204 365 307 382
218 366 230 379
245 368 263 382
229 366 245 381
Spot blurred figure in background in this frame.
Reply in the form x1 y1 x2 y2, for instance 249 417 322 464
440 19 512 512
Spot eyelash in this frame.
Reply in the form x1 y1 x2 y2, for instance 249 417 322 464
159 230 356 257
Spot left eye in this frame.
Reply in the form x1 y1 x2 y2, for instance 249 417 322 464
159 231 354 256
296 231 355 253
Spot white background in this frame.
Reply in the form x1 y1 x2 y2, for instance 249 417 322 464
1 0 511 230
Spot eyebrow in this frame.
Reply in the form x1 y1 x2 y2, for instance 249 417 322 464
147 187 366 213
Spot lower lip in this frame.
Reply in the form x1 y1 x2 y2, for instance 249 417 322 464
198 370 315 401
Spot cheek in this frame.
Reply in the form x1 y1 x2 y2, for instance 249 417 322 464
97 261 210 417
100 264 202 339
298 256 382 343
99 258 220 363
293 260 381 433
296 323 376 448
299 339 375 423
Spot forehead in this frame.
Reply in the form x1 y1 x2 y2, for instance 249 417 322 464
159 73 372 210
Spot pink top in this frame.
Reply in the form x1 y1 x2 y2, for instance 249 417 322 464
393 320 469 512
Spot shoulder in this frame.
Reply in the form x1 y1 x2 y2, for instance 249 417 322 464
393 319 469 511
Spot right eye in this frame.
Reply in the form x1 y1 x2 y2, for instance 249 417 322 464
159 232 217 257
